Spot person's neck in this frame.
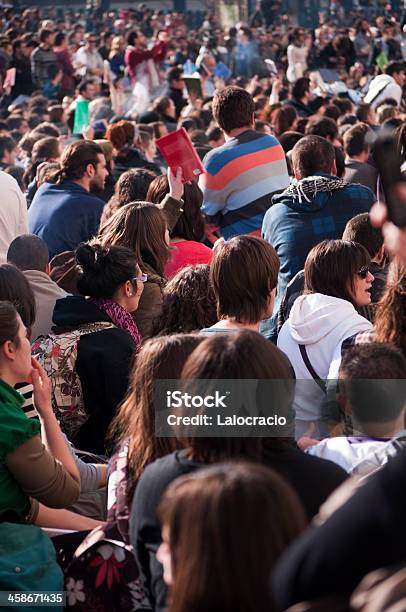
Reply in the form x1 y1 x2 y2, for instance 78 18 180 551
216 317 260 332
355 417 405 439
346 154 367 163
41 43 50 50
225 126 251 140
71 177 90 191
0 368 18 389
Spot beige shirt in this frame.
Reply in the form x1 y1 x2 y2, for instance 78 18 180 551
0 171 28 264
23 270 68 342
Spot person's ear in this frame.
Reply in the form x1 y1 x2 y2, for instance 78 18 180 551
86 163 95 178
124 279 135 297
331 158 337 176
45 262 50 275
251 112 255 128
2 339 16 362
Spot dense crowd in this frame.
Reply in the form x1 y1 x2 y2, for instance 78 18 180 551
0 3 406 611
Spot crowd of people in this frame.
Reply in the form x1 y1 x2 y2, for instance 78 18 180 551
0 2 406 611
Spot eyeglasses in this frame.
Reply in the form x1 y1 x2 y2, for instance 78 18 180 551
357 265 370 279
131 274 148 284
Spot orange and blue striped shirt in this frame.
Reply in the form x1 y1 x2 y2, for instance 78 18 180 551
199 130 289 239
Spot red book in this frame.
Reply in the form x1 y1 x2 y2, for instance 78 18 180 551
156 127 205 183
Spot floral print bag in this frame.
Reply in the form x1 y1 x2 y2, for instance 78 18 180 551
63 443 147 611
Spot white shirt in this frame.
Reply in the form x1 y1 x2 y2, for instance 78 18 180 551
0 171 28 263
364 74 403 108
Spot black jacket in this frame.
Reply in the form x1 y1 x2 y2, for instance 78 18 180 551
53 296 136 455
272 448 406 610
130 444 347 612
112 148 161 181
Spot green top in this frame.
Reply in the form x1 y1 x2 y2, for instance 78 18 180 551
0 379 41 517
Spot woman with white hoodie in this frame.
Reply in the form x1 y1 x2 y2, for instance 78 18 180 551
277 240 374 440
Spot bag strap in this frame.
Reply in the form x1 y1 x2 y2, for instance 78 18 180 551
299 344 327 394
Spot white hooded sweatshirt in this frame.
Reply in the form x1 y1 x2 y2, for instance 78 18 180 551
277 293 373 435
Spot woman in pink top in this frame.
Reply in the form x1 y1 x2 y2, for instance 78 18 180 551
147 175 212 279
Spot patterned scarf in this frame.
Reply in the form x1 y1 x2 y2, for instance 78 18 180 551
283 175 346 204
91 298 141 346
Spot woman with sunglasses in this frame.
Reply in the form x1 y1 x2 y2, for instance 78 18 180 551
36 241 145 455
277 239 374 440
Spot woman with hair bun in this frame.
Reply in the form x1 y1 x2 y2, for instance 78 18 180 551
37 241 145 454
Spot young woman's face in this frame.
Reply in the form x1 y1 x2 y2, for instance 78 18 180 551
12 315 32 382
351 266 374 306
157 526 173 586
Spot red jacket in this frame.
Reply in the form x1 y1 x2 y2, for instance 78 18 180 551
124 41 166 81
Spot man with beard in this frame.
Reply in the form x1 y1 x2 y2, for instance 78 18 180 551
28 141 108 260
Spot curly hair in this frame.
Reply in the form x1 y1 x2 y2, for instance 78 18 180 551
374 258 406 356
100 168 157 226
152 264 217 335
105 120 135 152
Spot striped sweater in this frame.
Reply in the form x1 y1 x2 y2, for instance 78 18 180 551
199 130 289 239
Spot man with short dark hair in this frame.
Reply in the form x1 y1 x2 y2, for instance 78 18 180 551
28 140 108 259
7 234 67 341
31 29 57 89
343 122 378 194
262 135 375 343
282 77 313 117
165 66 187 118
199 85 289 239
305 116 341 147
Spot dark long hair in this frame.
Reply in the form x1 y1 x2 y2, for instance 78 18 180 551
109 334 204 492
146 174 205 242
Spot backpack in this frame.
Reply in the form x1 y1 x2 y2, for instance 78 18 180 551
31 322 114 439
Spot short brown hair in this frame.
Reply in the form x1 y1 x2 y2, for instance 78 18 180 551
210 236 279 324
291 135 335 178
304 239 370 307
343 123 370 157
212 86 254 134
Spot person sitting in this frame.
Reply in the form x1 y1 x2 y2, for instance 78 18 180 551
343 123 378 194
277 240 373 440
199 86 289 239
33 242 144 455
306 343 406 474
62 333 204 610
157 463 307 612
201 235 279 334
0 300 80 526
277 212 388 329
146 174 212 278
98 168 184 339
130 330 347 612
28 140 107 260
7 234 68 342
151 264 217 336
262 135 375 343
364 60 406 109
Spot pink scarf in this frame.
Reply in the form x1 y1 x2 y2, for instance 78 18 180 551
91 299 141 346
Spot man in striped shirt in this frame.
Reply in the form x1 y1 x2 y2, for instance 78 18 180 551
199 86 289 239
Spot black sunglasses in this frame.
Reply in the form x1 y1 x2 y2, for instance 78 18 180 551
357 265 370 279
